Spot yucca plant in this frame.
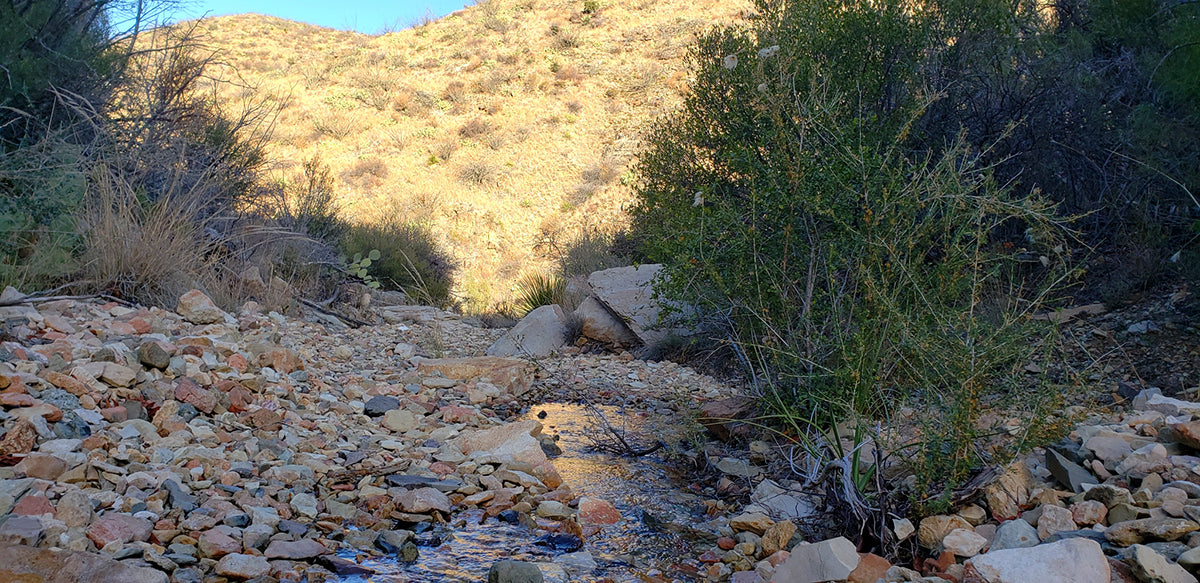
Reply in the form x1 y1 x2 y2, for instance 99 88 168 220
514 271 565 317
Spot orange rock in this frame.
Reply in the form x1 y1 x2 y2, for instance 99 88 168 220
849 553 892 583
578 496 621 525
0 419 38 455
0 393 36 407
41 370 89 396
227 353 249 373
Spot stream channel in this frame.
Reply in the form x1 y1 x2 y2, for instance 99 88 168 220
335 402 714 582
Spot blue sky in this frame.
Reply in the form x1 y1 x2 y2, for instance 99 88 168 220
178 1 472 34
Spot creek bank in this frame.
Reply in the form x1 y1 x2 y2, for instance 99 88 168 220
0 287 736 582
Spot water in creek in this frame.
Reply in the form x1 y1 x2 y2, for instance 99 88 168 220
336 402 712 582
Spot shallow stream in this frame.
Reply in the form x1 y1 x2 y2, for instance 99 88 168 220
336 402 711 582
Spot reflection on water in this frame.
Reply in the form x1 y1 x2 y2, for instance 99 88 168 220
339 403 706 582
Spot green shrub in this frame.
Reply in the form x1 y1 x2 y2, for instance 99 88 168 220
341 220 456 307
632 0 1075 511
514 271 565 316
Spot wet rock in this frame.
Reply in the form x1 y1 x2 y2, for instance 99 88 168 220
375 530 411 554
770 536 860 583
1125 544 1198 583
536 500 572 520
0 544 168 583
577 497 619 525
489 560 545 583
553 551 596 576
363 395 400 417
264 539 327 560
214 553 271 580
176 289 227 325
487 304 568 358
452 420 547 466
965 538 1109 582
317 555 375 576
537 533 583 552
1105 518 1200 546
395 487 452 514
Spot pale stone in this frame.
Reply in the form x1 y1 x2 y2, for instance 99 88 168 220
964 538 1109 583
770 536 860 583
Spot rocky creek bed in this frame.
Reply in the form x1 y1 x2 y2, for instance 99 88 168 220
2 285 1200 583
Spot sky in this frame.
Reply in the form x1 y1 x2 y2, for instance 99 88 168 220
178 1 472 34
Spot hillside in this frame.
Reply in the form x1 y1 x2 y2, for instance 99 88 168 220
189 0 753 311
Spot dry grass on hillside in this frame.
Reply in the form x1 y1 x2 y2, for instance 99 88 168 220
189 0 751 312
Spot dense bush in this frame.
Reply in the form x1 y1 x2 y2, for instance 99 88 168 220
632 0 1083 509
340 220 456 307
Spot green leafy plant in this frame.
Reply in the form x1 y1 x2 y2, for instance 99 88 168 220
342 249 382 289
632 0 1077 515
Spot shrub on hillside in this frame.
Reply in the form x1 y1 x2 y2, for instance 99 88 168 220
341 220 456 307
632 0 1076 514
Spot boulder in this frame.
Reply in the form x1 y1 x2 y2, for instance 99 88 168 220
451 420 547 466
414 356 532 397
487 304 569 358
770 536 861 583
587 264 689 345
176 289 227 325
0 545 167 583
573 296 639 346
963 538 1109 583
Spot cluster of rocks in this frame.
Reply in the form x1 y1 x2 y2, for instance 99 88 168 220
0 287 658 582
487 264 694 358
688 386 1200 583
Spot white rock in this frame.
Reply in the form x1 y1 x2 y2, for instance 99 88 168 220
770 536 860 583
965 538 1109 583
943 528 988 557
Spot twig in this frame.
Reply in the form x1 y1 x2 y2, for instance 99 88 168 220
583 402 665 457
0 292 137 308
